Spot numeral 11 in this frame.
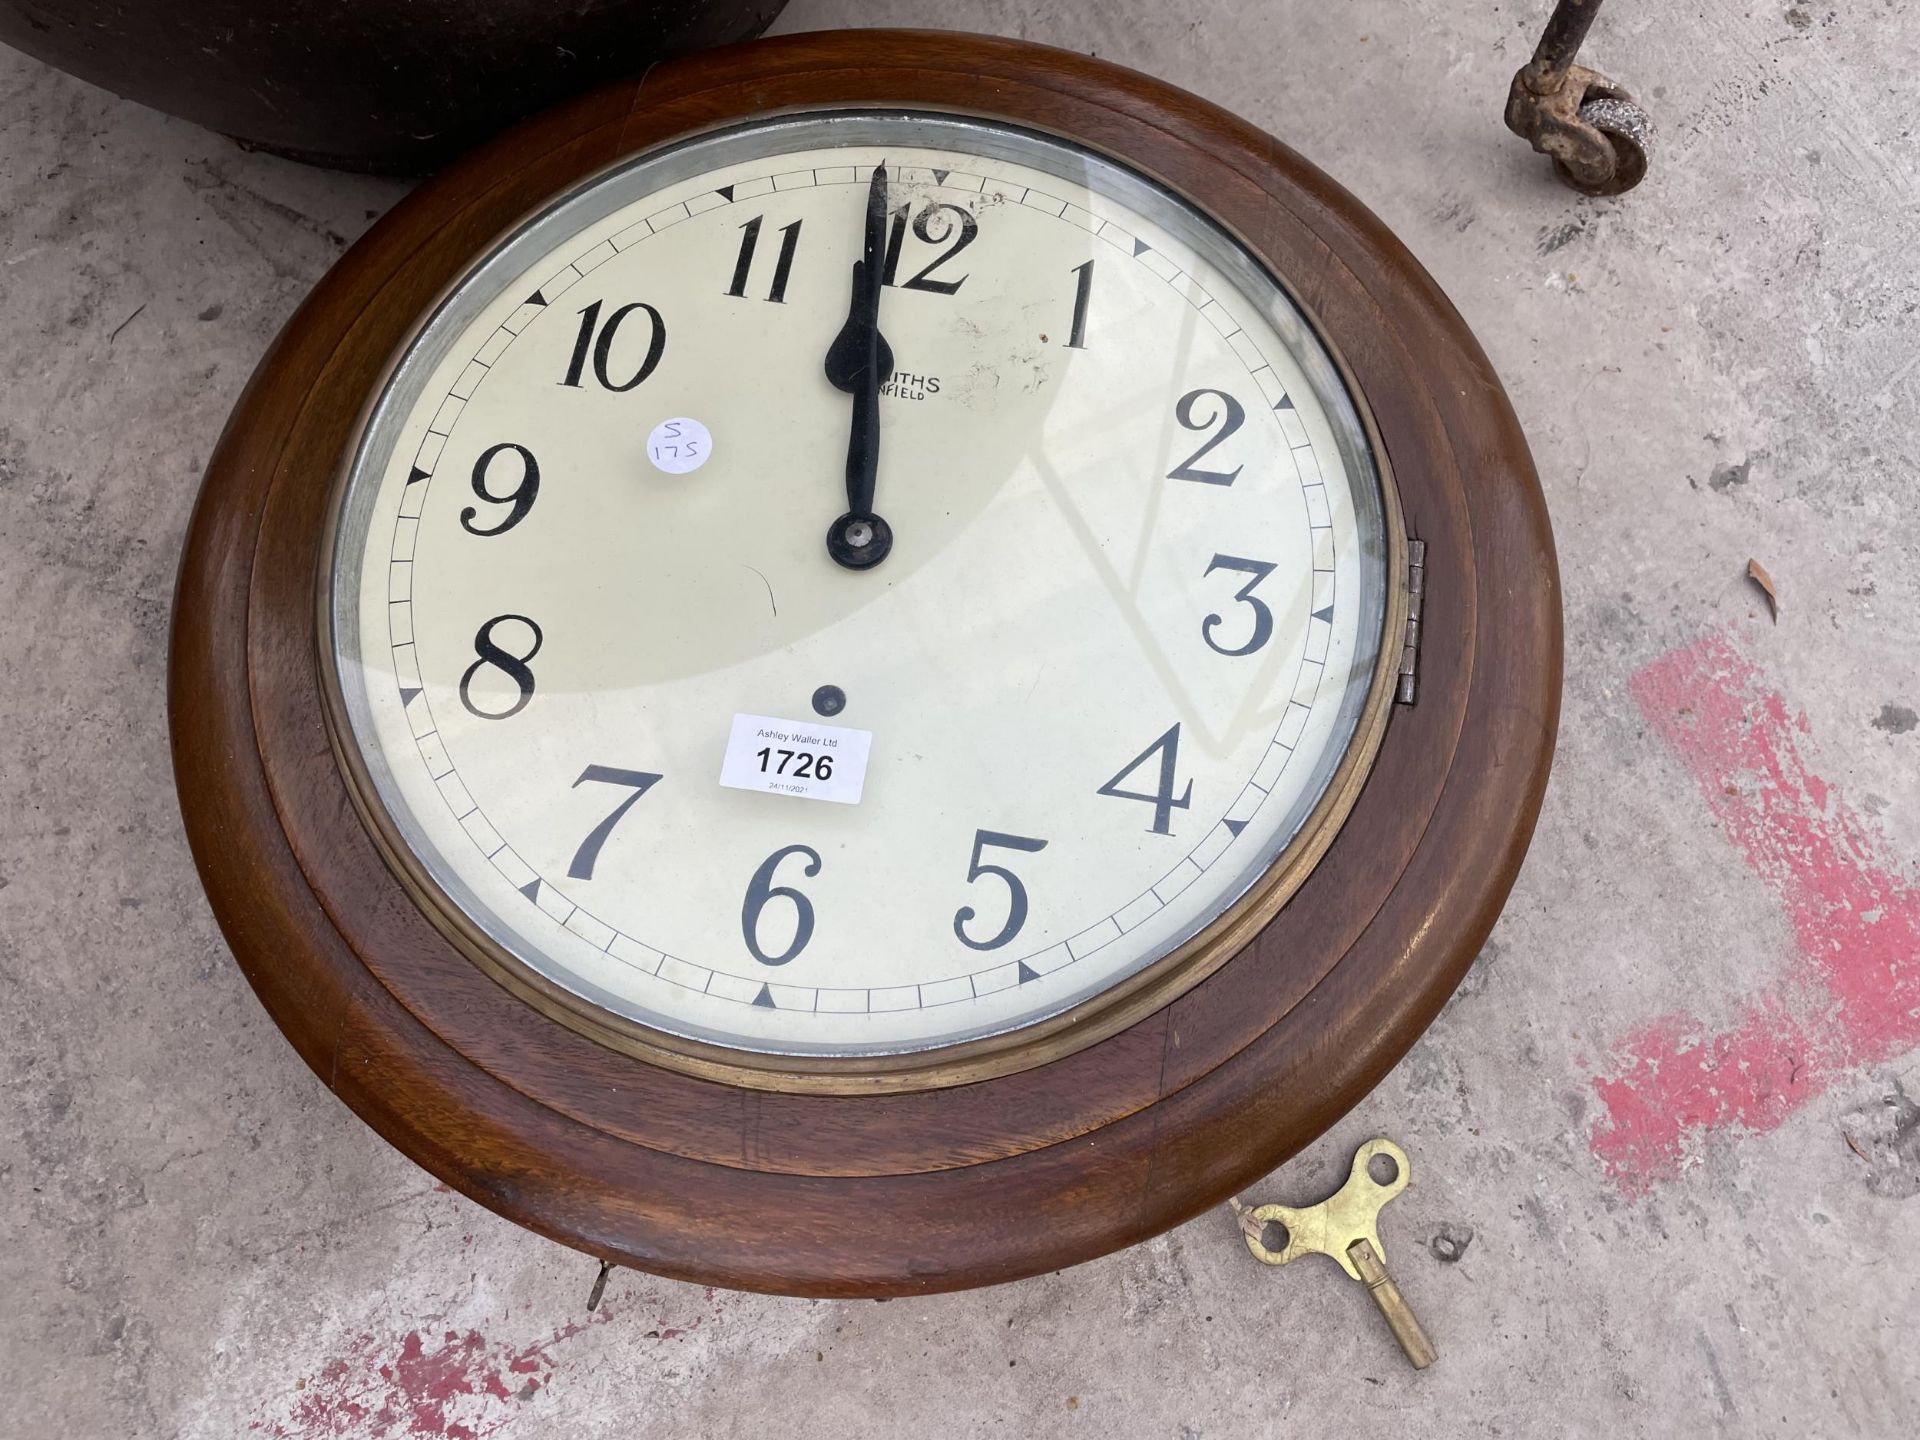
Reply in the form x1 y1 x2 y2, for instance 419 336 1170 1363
727 215 802 303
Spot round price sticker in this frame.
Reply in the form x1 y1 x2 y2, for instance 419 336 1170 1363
646 417 712 474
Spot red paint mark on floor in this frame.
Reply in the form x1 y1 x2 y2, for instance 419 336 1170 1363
1589 630 1920 1192
251 1300 701 1438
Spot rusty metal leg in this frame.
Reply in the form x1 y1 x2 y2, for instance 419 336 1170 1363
1505 0 1652 196
1525 0 1607 77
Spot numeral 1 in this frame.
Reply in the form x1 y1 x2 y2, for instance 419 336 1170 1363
1066 259 1094 349
726 215 802 303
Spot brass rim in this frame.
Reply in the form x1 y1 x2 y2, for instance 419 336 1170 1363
313 107 1411 1097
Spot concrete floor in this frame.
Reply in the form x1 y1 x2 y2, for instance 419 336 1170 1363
3 1 1916 1435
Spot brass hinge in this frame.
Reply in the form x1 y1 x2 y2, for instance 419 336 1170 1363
1396 539 1426 706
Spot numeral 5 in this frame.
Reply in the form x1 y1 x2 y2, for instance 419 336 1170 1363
954 830 1049 952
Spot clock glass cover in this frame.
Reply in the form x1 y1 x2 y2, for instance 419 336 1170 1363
325 111 1394 1076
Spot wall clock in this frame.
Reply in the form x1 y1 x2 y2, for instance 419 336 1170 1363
170 29 1560 1297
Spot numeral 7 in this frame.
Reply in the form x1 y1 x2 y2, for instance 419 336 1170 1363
567 764 663 880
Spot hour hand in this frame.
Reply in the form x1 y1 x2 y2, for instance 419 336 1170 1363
823 263 895 393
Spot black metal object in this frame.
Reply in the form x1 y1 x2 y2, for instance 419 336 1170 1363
1505 0 1652 195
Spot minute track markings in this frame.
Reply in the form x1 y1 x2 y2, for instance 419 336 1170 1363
381 154 1345 1018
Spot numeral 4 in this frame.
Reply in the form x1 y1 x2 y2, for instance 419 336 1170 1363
1098 724 1193 836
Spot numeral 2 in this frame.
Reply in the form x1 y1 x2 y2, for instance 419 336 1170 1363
561 299 666 391
1098 724 1193 836
726 215 802 303
1167 388 1246 486
881 202 977 295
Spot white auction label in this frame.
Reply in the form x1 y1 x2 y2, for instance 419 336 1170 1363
717 713 873 805
646 416 712 474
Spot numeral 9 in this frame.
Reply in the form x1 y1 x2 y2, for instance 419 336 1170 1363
460 442 540 537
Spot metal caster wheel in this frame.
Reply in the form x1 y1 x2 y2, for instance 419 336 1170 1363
1505 1 1653 197
1552 96 1652 196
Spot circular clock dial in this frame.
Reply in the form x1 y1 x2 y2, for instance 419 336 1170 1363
326 111 1392 1068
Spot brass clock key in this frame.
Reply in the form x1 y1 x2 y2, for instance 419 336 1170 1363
1232 1138 1438 1369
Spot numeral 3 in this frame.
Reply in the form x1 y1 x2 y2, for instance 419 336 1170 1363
1201 554 1278 656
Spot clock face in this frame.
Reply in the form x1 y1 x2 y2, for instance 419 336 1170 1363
325 111 1395 1076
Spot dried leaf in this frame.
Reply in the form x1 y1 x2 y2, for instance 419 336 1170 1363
1843 1130 1870 1163
1747 558 1779 622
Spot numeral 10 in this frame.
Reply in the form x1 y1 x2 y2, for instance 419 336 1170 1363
561 299 666 391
